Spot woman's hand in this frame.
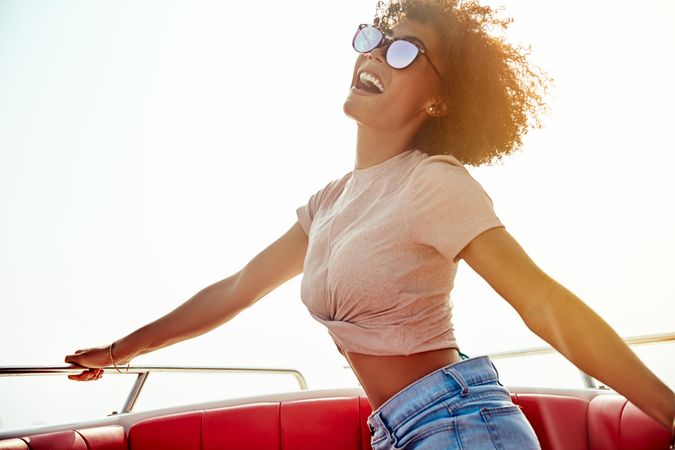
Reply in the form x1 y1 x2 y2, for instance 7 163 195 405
64 344 115 381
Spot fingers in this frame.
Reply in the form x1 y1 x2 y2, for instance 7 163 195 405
69 369 102 381
64 349 86 365
68 373 89 381
67 368 104 382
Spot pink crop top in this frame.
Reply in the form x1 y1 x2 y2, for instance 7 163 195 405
296 149 504 356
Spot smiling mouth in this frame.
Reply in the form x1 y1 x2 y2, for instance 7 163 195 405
354 71 385 94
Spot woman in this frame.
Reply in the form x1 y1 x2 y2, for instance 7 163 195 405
66 0 675 448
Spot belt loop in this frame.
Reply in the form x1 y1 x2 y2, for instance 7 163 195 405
489 359 499 377
488 357 506 387
369 412 394 444
442 366 470 396
488 358 502 382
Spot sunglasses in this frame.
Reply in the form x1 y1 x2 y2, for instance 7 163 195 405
352 23 443 80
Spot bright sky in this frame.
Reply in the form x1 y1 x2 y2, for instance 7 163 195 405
1 0 673 430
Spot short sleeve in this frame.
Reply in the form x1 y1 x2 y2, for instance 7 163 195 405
296 177 343 236
404 156 505 263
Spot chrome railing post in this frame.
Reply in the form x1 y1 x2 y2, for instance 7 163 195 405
579 371 596 389
120 372 149 414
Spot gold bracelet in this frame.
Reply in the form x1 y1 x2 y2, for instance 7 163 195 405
109 341 130 374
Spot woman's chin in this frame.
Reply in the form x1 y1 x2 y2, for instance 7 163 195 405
343 101 365 123
343 90 378 121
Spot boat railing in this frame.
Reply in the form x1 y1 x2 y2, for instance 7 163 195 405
483 330 674 389
0 365 307 414
0 331 672 415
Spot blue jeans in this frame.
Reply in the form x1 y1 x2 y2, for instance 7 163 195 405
366 354 541 449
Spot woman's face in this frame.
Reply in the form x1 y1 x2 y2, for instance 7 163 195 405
343 19 447 132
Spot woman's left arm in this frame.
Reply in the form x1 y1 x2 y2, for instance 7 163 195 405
457 227 675 433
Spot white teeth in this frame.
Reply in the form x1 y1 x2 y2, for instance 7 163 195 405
359 71 384 93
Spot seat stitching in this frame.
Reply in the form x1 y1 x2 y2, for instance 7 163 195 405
357 396 363 449
278 402 282 450
74 429 89 450
617 397 629 448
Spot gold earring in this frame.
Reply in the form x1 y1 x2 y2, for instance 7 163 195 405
427 105 438 116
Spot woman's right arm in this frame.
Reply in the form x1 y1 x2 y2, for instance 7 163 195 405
65 220 309 380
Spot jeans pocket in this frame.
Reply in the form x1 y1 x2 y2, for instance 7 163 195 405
391 416 458 450
479 405 541 450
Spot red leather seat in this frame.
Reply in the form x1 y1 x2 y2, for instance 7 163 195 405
127 397 365 450
1 393 670 449
0 426 126 450
202 403 279 450
0 439 29 450
280 397 361 450
128 411 200 450
587 395 671 450
76 426 128 450
512 393 590 449
19 430 87 450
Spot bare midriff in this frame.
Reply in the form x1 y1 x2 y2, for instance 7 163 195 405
342 347 463 412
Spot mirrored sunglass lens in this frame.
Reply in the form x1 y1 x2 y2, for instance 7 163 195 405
354 26 382 52
387 40 419 68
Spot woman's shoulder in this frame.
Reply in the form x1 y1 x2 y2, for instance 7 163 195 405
403 150 495 206
406 151 474 189
326 170 354 195
306 170 353 205
413 151 467 172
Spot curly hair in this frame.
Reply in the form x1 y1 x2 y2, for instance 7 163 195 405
373 0 554 166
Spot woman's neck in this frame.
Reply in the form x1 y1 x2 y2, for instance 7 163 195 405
354 124 417 170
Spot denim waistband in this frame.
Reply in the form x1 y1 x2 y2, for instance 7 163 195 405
366 355 501 436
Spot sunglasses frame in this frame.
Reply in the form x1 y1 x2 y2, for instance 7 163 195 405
352 23 444 81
